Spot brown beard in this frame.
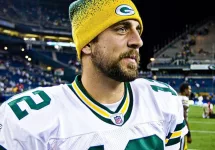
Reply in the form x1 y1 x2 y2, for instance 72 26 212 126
91 49 140 82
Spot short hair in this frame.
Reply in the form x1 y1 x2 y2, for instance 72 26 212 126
179 83 190 93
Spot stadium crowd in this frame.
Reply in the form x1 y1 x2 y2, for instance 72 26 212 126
0 0 70 31
151 23 212 67
0 52 68 102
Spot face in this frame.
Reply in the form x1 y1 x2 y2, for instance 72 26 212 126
185 85 192 97
90 20 143 82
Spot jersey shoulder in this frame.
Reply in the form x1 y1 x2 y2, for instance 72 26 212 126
178 95 189 100
130 78 181 115
131 78 178 96
0 84 69 132
178 95 189 107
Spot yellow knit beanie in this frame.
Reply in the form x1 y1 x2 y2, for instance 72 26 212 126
69 0 143 60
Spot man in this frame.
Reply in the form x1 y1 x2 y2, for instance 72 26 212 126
178 83 192 150
202 102 215 118
0 0 187 149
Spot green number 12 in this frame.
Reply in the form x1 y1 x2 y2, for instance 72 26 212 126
8 90 51 120
146 79 177 96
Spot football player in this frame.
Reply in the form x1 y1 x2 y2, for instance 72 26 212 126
178 83 192 150
0 0 188 149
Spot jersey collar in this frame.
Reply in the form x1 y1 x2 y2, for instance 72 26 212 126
67 75 133 126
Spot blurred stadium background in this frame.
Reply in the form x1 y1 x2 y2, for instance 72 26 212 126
0 0 214 149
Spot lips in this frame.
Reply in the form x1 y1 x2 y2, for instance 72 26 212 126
122 57 137 64
123 55 137 62
129 55 137 61
119 50 140 63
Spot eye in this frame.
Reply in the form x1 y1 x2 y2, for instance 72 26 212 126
118 27 126 32
115 26 127 34
136 27 141 35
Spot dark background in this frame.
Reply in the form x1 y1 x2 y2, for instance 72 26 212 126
133 0 214 70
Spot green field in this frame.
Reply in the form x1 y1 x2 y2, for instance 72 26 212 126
188 105 215 150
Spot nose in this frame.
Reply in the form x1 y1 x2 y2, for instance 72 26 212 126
127 30 143 50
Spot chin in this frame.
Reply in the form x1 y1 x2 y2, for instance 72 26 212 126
119 70 139 82
105 61 139 82
126 72 138 80
114 76 137 82
115 64 138 81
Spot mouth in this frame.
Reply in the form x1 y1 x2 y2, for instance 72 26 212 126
130 55 137 61
124 55 137 61
122 56 137 63
119 50 140 64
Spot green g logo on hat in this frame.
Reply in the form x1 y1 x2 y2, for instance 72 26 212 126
116 4 135 16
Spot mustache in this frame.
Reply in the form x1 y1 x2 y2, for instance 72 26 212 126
119 50 140 63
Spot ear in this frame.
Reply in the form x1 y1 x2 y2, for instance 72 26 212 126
81 44 91 55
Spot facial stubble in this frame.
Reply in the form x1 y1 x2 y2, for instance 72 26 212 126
91 49 140 82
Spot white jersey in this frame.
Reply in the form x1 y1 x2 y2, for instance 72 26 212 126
178 95 189 120
0 76 187 150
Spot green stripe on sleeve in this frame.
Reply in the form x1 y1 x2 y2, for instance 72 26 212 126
165 132 172 139
165 137 181 146
166 120 186 140
174 120 186 132
0 145 6 150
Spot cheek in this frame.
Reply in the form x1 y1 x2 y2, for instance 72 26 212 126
112 43 128 58
96 36 126 59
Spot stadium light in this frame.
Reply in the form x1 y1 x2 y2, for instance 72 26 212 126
54 45 60 50
21 48 25 51
25 55 29 59
150 58 155 62
23 37 36 41
28 58 31 61
47 66 52 71
47 41 76 47
153 75 157 80
31 38 36 41
4 47 8 50
70 42 76 47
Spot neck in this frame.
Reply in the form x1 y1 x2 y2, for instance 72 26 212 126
81 65 124 104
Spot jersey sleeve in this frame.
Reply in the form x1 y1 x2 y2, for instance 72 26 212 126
133 78 188 149
0 85 63 150
165 94 188 149
181 96 189 108
0 100 47 150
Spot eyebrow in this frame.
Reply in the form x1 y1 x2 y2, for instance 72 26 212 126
112 21 141 33
113 21 131 27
